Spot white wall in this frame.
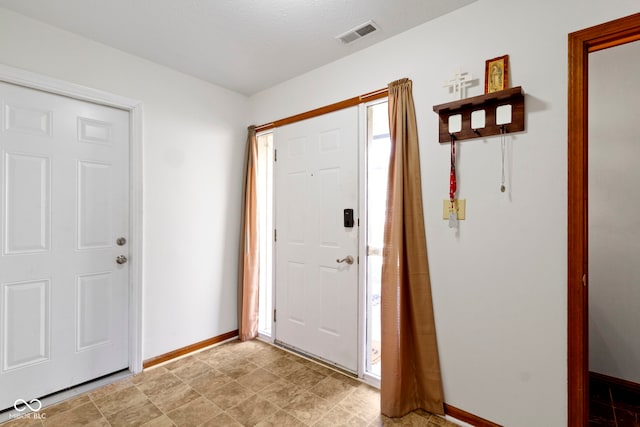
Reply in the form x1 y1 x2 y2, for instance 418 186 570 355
589 41 640 385
0 8 247 360
249 1 639 425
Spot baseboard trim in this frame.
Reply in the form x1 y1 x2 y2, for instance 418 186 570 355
142 330 239 369
444 403 502 427
590 371 640 393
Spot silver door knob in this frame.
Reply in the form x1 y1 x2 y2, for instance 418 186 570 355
336 255 354 265
116 255 128 265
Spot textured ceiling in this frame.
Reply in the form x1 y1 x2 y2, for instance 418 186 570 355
0 0 477 95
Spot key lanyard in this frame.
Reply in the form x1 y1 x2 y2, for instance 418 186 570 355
449 135 456 209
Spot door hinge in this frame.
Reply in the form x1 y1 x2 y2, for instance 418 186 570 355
357 255 360 265
274 229 277 242
274 149 277 162
357 218 360 227
273 309 277 322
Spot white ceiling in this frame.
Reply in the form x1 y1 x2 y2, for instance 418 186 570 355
0 0 477 96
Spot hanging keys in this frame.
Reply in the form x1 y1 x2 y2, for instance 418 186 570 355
448 210 458 228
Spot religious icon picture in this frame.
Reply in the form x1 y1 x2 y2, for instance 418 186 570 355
484 54 509 93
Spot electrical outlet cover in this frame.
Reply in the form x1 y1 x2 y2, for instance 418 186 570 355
442 199 466 220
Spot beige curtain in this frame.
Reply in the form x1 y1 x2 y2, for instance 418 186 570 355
380 78 445 417
238 126 260 341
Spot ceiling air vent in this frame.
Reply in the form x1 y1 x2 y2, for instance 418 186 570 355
336 20 379 44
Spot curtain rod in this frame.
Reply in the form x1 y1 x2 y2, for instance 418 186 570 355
253 86 388 133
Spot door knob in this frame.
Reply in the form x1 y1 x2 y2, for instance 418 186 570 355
116 255 128 265
336 255 354 265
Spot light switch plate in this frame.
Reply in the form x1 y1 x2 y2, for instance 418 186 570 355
442 199 466 220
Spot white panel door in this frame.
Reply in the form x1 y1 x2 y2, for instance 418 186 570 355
0 82 129 410
275 107 359 372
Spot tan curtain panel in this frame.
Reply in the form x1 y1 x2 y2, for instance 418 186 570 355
238 126 260 341
380 78 445 417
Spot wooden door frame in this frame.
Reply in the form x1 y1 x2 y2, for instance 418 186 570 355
567 13 640 426
0 63 145 373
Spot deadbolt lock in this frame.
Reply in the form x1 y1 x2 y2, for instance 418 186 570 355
116 237 127 246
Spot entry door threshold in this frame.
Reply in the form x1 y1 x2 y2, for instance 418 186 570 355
0 369 132 423
274 340 357 378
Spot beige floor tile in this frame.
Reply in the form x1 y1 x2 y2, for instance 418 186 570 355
105 399 163 427
199 413 242 427
204 381 254 410
225 397 278 426
331 371 363 388
223 340 266 356
237 368 280 392
347 416 371 426
197 349 238 369
167 359 213 383
43 402 107 427
166 396 221 426
162 355 196 372
93 385 148 417
146 382 201 413
398 412 432 426
282 391 332 425
313 405 353 427
338 388 380 423
131 367 169 385
262 357 306 377
193 343 227 359
185 370 232 397
351 384 380 402
217 360 259 380
425 415 458 427
258 380 305 409
254 410 305 427
136 373 183 400
40 394 91 419
243 347 288 367
309 375 357 404
139 415 176 427
284 368 327 390
294 358 336 377
89 378 135 401
1 416 43 427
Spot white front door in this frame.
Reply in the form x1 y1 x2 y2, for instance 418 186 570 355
274 107 359 372
0 82 130 410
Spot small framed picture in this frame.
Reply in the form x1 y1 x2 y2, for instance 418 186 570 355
484 55 509 93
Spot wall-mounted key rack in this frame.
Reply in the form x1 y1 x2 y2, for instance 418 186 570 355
432 86 525 142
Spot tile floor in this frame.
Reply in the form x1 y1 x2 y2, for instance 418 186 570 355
2 339 459 427
590 375 640 426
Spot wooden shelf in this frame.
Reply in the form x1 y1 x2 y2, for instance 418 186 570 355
433 86 525 143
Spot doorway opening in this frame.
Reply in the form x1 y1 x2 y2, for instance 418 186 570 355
253 88 389 378
365 99 390 378
567 13 640 426
257 131 274 337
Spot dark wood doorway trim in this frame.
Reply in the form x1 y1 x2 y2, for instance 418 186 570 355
568 13 640 426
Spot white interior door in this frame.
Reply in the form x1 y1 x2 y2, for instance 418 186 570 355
274 107 359 372
0 81 130 410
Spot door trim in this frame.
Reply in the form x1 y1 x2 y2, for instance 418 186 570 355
0 63 144 374
567 13 640 426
